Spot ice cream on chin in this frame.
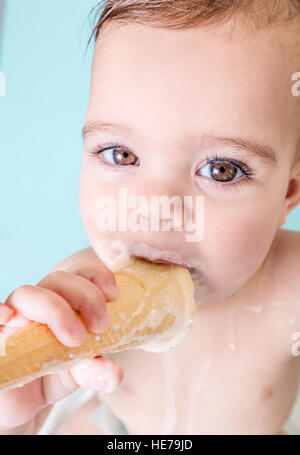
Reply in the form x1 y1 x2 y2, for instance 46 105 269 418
0 253 195 390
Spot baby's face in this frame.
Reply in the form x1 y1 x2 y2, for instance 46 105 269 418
80 21 299 303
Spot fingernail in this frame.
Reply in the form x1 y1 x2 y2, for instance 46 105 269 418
102 312 111 329
68 320 86 340
106 284 118 301
92 312 111 333
96 377 109 391
104 381 117 394
100 311 110 329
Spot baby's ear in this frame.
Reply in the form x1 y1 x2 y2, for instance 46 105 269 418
280 160 300 225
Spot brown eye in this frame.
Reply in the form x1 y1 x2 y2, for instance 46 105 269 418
113 149 137 165
197 160 242 182
210 162 237 182
101 147 139 166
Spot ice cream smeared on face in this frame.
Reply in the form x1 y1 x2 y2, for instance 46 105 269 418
130 243 189 267
189 267 206 303
98 241 131 270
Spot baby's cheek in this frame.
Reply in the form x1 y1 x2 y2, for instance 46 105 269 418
79 175 127 262
203 201 280 292
79 179 97 234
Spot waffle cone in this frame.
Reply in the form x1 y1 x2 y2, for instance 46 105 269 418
0 257 195 390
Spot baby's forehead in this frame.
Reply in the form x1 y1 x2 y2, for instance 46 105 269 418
90 22 299 153
93 20 297 77
92 22 296 100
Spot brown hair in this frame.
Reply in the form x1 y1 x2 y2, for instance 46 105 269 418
88 0 300 44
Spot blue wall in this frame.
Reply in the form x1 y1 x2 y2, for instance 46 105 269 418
0 0 96 300
0 1 299 301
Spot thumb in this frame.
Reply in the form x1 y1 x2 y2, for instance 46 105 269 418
41 357 123 405
71 357 124 394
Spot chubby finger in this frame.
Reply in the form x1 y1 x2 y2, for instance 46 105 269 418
38 357 123 406
1 296 29 330
4 310 30 329
38 271 110 334
70 357 124 393
0 325 26 337
5 285 86 347
0 304 15 324
0 308 30 336
67 262 118 302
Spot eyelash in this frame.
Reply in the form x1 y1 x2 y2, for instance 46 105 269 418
200 154 254 191
86 144 255 188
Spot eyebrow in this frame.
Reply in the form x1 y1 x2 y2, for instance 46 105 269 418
206 135 278 165
82 121 131 138
82 121 278 165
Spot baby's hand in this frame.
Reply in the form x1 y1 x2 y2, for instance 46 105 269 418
0 262 124 434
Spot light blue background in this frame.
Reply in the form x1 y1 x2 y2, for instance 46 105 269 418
0 1 299 301
0 0 97 300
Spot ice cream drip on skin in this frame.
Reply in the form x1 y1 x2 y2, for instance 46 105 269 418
159 350 213 434
161 352 179 434
272 301 289 307
136 352 181 435
92 244 208 433
226 298 299 354
99 241 132 271
186 359 212 434
228 303 263 352
100 245 201 434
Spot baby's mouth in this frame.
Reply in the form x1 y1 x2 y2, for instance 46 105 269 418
134 255 189 269
102 242 206 296
102 242 207 303
132 253 206 303
129 242 193 269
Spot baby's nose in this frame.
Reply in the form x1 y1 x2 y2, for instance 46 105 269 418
139 208 183 231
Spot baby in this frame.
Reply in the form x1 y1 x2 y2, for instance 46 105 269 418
1 0 300 435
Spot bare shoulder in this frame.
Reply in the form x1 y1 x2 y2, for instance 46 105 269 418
264 229 300 365
265 227 300 310
50 247 102 272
